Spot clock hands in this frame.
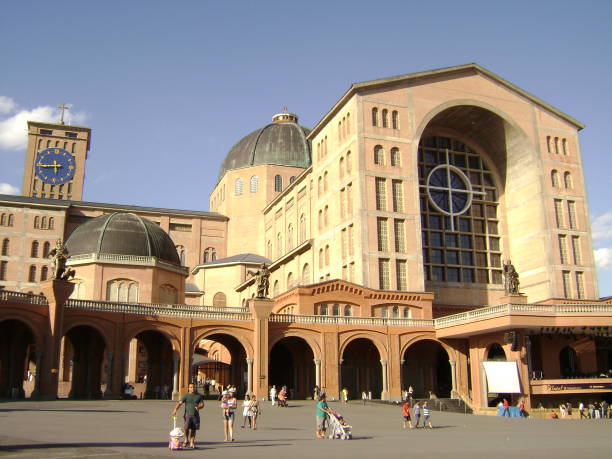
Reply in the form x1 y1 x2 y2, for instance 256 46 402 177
36 160 62 174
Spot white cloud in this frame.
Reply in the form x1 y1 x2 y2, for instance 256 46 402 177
0 96 16 115
0 183 19 195
0 102 88 151
595 247 612 270
591 212 612 241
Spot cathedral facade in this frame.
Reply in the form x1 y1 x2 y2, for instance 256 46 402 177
1 64 611 412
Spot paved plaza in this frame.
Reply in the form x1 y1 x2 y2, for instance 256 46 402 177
0 399 610 458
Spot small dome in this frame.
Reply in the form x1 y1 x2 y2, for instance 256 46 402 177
65 212 180 265
218 112 311 181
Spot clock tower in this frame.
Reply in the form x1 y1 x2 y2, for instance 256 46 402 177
22 120 91 201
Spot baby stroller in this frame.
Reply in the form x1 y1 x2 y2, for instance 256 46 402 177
327 412 352 440
168 417 185 450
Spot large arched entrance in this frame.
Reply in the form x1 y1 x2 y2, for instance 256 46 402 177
63 325 106 399
0 319 37 399
341 338 382 399
194 333 247 396
269 337 315 399
126 330 174 399
402 340 451 398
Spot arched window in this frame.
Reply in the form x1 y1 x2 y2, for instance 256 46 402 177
213 292 227 307
33 216 39 229
338 121 342 142
46 140 50 147
287 224 294 251
546 135 552 153
332 303 340 315
344 305 352 316
41 217 47 229
289 176 296 184
38 139 42 149
324 206 328 228
0 261 6 281
299 214 306 242
374 145 384 165
235 178 243 195
211 252 217 261
274 175 283 192
346 113 350 134
564 172 573 189
391 147 400 167
382 109 388 128
159 284 177 304
562 138 568 155
287 272 294 290
403 307 412 318
318 176 323 196
266 240 272 259
325 245 330 266
392 110 399 129
276 233 282 258
1 238 8 256
487 343 506 361
43 241 51 258
346 151 352 173
551 170 559 187
40 266 48 281
560 346 578 377
203 247 216 263
7 214 13 226
339 157 345 179
31 241 39 258
392 305 399 318
320 304 328 315
554 137 559 154
319 248 324 269
0 214 5 226
273 280 279 297
302 263 311 284
69 279 86 299
318 210 323 231
106 279 139 302
323 171 328 192
28 265 37 282
371 107 378 127
250 175 259 193
71 143 76 153
63 141 67 149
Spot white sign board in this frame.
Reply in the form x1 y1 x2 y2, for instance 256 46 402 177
482 361 521 393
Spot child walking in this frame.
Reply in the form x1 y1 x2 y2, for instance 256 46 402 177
422 401 433 429
414 402 421 428
402 399 413 429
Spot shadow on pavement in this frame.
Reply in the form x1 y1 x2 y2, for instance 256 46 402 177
0 408 141 413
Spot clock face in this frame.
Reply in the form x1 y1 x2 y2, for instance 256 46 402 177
35 148 76 185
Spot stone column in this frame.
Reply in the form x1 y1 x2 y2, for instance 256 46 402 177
248 298 274 399
480 362 488 408
449 359 457 398
380 360 389 400
314 359 321 389
399 359 405 397
172 355 180 400
31 350 43 398
338 359 344 400
104 352 114 398
246 358 254 396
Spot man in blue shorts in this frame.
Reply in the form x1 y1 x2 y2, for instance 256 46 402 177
172 383 204 448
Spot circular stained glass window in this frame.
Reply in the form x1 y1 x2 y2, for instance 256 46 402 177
426 165 473 216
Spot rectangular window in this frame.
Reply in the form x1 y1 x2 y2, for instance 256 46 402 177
392 180 403 212
341 228 347 259
0 260 7 280
377 218 388 251
576 271 585 299
375 178 387 211
572 236 581 265
396 260 407 290
568 201 577 229
65 132 78 138
554 199 564 228
379 259 390 290
394 219 405 253
347 183 353 215
562 270 571 298
558 235 568 264
40 129 52 135
348 224 354 256
169 223 191 232
349 262 355 282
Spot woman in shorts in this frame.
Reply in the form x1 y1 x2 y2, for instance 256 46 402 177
221 391 238 441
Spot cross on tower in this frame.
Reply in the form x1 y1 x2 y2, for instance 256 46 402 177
57 103 70 125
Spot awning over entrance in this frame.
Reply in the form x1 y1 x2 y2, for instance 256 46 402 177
483 361 521 393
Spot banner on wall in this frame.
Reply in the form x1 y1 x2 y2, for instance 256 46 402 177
483 361 521 393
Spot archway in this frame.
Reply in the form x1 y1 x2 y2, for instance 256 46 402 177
126 330 174 399
0 320 37 399
341 338 382 399
487 343 507 361
64 325 106 398
559 346 578 377
193 333 247 396
269 336 315 399
402 339 451 398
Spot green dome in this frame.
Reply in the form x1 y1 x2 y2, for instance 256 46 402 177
65 212 180 265
218 112 311 181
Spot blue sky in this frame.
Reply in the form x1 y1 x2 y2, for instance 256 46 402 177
1 1 611 295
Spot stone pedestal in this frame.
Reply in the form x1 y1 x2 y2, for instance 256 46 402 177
248 298 274 399
38 279 74 400
498 293 528 304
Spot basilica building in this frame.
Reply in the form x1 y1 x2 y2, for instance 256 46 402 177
1 63 611 412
